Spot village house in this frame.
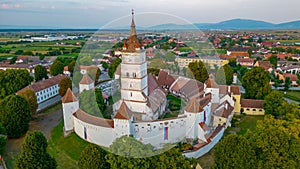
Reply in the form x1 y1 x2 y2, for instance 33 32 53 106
17 74 67 104
240 99 264 115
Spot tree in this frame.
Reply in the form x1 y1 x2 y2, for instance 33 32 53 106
239 66 248 78
0 95 31 137
263 91 286 117
284 76 291 91
0 69 33 99
95 88 106 113
68 60 76 75
187 61 209 83
15 131 57 169
78 144 110 169
215 64 233 85
108 58 121 78
268 55 278 68
18 89 38 115
59 77 72 97
101 61 109 70
242 67 271 99
87 67 101 84
228 58 237 68
0 123 6 155
73 71 83 88
212 134 256 169
245 115 300 168
34 65 48 81
50 60 64 76
149 58 168 69
147 68 160 76
106 136 196 169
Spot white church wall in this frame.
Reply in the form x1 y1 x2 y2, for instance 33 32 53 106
121 90 147 102
79 83 93 93
121 63 147 78
62 101 79 131
121 77 147 91
132 117 187 148
114 119 131 139
73 116 115 147
205 88 219 103
183 127 225 159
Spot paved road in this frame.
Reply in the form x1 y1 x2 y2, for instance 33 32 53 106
37 95 61 112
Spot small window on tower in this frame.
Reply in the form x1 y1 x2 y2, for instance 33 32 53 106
130 92 132 97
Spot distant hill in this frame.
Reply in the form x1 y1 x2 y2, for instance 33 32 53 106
149 19 300 30
1 19 300 31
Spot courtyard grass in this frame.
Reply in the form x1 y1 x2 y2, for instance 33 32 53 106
167 94 185 111
225 114 264 135
47 121 89 169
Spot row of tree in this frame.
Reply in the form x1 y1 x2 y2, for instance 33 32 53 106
78 135 197 169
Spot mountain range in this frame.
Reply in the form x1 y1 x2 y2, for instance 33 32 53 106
1 19 300 30
149 19 300 30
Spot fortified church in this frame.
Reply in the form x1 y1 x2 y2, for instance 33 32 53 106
62 11 237 158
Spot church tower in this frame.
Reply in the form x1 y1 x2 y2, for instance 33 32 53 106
120 10 150 120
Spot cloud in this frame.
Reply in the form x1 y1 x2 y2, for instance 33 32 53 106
0 3 23 9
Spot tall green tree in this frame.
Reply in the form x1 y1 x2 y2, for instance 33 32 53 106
284 76 291 91
78 144 110 169
68 60 76 75
215 64 233 85
263 91 286 117
18 89 38 115
58 77 72 97
212 134 256 169
108 58 121 78
0 95 31 137
15 131 57 169
0 123 6 155
267 55 278 68
0 69 33 99
242 67 271 99
34 65 48 81
187 61 209 83
50 60 64 76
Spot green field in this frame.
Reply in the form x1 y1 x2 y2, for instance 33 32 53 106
280 90 300 103
167 94 185 111
47 121 89 169
225 115 264 135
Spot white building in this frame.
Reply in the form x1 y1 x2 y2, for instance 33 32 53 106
17 74 66 104
79 74 94 93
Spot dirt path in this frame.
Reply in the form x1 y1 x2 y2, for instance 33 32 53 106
5 108 62 158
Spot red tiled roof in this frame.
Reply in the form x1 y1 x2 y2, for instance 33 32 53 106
115 102 133 120
240 99 264 108
148 74 160 95
227 86 240 95
80 74 94 85
61 88 77 103
283 73 298 81
185 98 203 113
17 74 67 94
73 109 114 128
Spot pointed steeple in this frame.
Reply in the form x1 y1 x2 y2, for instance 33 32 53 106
127 9 140 52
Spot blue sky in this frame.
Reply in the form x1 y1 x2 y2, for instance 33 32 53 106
0 0 299 28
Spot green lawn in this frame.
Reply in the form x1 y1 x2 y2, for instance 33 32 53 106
47 121 89 169
280 90 300 103
226 115 264 135
167 94 185 111
37 101 62 116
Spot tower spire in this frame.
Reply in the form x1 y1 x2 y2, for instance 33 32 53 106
127 9 139 52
